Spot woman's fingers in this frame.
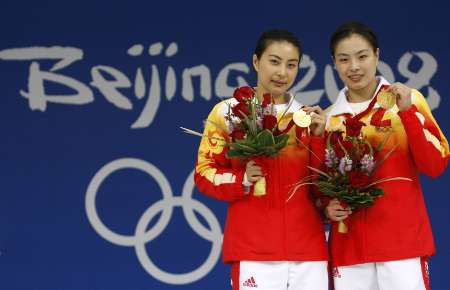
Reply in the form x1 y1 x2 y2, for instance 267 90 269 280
303 105 324 116
325 199 352 221
310 113 325 125
245 161 264 182
302 106 326 136
331 213 350 222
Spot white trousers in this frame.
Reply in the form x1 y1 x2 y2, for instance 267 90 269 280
333 257 430 290
231 260 328 290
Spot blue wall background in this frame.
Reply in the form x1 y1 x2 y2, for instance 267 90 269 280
1 1 449 289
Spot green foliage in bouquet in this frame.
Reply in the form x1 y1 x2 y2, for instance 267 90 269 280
224 86 291 158
288 119 411 208
226 130 289 158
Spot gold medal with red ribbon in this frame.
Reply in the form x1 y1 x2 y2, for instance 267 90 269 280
377 89 396 110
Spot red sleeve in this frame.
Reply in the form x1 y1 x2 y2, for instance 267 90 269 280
398 92 449 177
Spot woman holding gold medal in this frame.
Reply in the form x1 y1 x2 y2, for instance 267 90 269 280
194 29 329 289
324 21 450 290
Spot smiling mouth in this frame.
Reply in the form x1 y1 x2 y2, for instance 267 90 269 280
272 80 287 86
349 75 363 81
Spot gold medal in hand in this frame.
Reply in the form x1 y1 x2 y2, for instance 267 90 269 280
293 110 311 128
377 90 396 110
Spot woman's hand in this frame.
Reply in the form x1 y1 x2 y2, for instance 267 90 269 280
387 82 412 112
303 105 326 136
245 160 264 183
325 199 352 221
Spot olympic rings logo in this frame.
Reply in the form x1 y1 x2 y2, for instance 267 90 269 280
85 158 223 285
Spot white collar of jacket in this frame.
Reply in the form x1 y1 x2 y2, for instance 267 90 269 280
327 76 391 118
283 92 303 113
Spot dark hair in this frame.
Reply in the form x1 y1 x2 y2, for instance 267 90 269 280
254 29 303 61
329 21 378 58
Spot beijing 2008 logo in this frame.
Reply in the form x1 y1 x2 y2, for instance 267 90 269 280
84 158 223 285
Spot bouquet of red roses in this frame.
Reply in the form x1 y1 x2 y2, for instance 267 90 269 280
288 118 411 232
320 133 380 205
224 86 293 195
182 86 293 196
224 86 289 158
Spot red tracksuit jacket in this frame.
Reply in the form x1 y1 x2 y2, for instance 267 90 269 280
326 77 449 266
195 97 328 263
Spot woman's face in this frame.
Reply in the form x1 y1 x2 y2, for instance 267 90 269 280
253 41 300 98
333 34 379 92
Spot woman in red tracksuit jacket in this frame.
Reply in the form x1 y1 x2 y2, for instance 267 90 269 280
195 29 329 290
324 21 449 290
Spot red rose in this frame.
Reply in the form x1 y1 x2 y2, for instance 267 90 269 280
231 102 250 119
333 143 345 158
231 128 245 140
233 86 254 102
348 171 370 188
262 93 272 107
333 139 352 158
263 114 277 130
329 131 344 145
344 119 365 137
342 140 353 151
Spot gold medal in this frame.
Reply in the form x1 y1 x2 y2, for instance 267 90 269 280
377 90 396 110
293 110 311 128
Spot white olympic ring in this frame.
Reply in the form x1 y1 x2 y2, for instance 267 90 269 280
85 158 223 285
